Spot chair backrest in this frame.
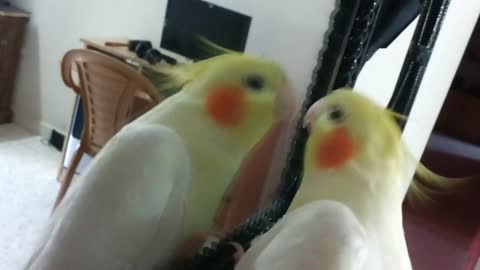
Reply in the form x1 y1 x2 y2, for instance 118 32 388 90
61 49 161 155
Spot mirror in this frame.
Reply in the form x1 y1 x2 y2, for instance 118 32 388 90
0 0 361 267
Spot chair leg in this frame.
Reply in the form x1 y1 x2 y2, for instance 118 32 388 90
52 148 83 211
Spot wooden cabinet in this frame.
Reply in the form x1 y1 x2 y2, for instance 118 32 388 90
0 5 29 124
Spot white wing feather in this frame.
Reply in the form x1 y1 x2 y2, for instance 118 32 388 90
235 201 368 270
25 124 191 270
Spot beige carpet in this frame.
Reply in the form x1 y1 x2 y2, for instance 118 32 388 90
0 124 60 269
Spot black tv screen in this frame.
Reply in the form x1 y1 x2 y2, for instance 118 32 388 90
160 0 252 60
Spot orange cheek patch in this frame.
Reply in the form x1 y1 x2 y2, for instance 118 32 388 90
314 127 356 169
206 87 246 128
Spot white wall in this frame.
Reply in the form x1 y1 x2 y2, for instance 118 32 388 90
356 0 480 160
12 0 336 136
355 19 417 108
208 0 335 103
12 0 167 134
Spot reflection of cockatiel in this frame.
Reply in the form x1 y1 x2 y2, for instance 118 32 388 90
235 89 465 270
25 54 290 270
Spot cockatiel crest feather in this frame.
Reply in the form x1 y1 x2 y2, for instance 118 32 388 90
146 37 242 94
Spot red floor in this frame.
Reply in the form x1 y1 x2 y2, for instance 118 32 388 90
404 146 480 270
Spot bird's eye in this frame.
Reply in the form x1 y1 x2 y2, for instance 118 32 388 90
243 74 265 91
328 105 345 123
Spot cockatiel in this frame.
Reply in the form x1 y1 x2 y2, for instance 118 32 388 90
25 53 291 270
235 89 466 270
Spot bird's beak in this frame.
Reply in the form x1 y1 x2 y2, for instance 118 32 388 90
303 99 325 131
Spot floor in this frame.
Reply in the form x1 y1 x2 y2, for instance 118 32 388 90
1 123 479 270
0 124 60 270
404 133 480 270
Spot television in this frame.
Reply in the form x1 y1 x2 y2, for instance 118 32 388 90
160 0 252 60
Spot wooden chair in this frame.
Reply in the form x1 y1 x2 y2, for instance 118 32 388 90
53 49 162 210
